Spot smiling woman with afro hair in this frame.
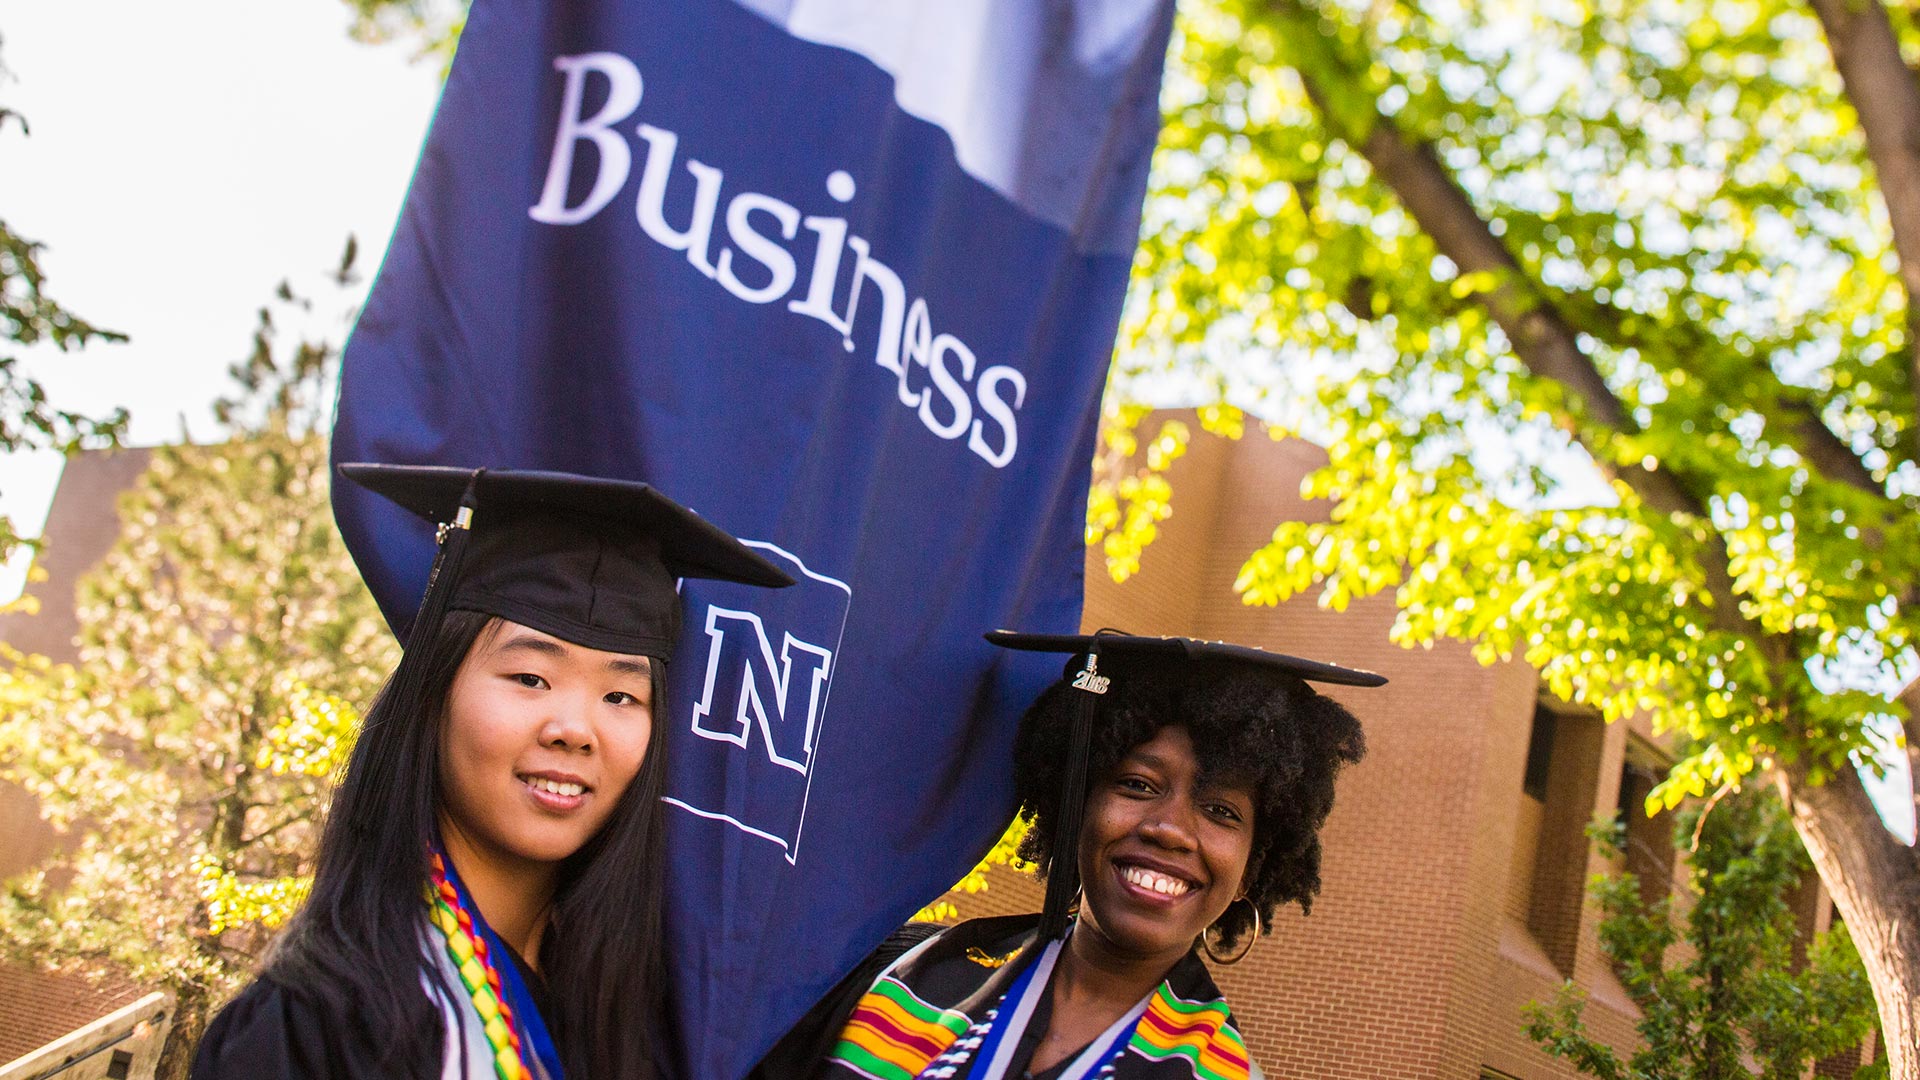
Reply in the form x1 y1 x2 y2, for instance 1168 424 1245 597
756 634 1376 1080
1011 650 1368 956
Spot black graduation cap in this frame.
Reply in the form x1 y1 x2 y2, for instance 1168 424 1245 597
986 630 1386 938
340 463 794 661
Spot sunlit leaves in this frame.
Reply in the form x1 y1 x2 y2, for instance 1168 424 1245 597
256 682 361 780
1116 0 1920 806
1088 413 1192 583
196 856 311 937
0 428 396 998
338 0 465 68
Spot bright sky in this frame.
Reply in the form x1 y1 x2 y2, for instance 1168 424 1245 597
0 0 443 593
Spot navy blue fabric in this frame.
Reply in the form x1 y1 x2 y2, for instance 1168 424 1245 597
331 2 1172 1075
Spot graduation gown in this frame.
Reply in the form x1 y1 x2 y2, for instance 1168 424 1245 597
191 924 559 1080
761 914 1263 1080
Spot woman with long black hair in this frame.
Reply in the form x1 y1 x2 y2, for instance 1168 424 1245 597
191 464 792 1080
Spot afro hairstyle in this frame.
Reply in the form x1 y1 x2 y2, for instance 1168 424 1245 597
1011 653 1366 950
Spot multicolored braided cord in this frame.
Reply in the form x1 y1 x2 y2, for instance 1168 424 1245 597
427 851 534 1080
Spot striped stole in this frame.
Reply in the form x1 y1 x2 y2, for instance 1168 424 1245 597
821 915 1253 1080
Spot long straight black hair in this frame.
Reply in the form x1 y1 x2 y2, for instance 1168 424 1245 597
266 608 668 1079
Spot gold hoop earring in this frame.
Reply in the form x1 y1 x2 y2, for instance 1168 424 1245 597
1201 897 1261 966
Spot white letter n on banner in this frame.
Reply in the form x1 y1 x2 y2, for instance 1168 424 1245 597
690 606 832 774
529 52 643 225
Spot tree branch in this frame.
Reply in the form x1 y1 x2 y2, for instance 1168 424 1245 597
240 811 314 849
1273 1 1894 505
1789 410 1886 493
1275 26 1765 637
1808 0 1920 443
1899 675 1920 844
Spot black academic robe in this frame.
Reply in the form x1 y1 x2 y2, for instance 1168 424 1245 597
191 976 407 1080
191 938 555 1080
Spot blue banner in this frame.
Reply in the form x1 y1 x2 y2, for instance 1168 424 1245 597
331 2 1174 1075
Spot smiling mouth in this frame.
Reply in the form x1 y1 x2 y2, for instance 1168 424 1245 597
518 773 591 807
1117 863 1197 899
527 776 586 796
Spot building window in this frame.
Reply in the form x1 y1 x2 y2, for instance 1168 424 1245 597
1521 701 1606 976
1522 705 1556 801
1616 739 1675 911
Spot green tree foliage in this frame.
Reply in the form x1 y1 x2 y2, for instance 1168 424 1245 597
339 0 464 68
0 35 129 555
1102 0 1920 1067
1120 0 1916 797
0 249 398 1079
1526 796 1881 1078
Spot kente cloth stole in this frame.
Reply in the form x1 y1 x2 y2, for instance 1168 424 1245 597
823 915 1252 1080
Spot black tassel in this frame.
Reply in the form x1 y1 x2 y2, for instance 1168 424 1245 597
348 469 485 834
1039 637 1104 940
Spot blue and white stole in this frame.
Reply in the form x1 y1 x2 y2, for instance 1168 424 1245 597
966 935 1151 1080
425 846 567 1080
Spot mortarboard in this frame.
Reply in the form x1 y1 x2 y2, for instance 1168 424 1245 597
339 463 795 662
985 630 1386 938
331 463 794 846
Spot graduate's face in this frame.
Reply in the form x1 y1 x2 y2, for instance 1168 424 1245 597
1075 725 1255 964
438 620 656 870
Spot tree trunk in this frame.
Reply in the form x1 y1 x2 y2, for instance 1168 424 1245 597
1806 0 1920 442
1777 763 1920 1078
1268 4 1920 1067
1900 676 1920 863
154 985 208 1080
